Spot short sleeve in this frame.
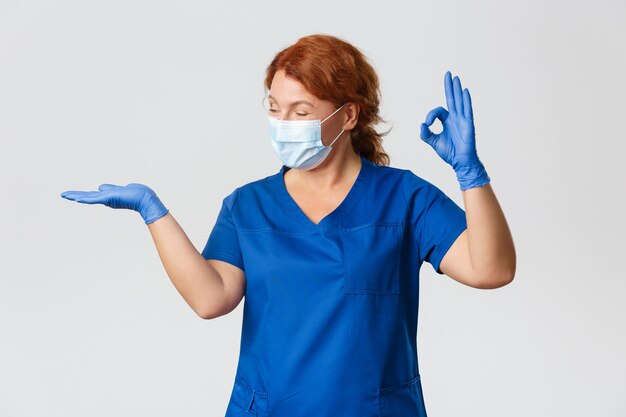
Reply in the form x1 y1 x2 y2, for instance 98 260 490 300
201 188 245 271
403 170 467 275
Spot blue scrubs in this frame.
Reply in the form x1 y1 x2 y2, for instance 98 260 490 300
202 155 467 417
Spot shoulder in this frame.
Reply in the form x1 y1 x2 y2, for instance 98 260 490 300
369 161 433 197
364 161 445 212
399 167 430 189
222 170 282 210
395 167 456 216
363 158 441 198
367 160 430 187
400 167 445 197
366 159 410 189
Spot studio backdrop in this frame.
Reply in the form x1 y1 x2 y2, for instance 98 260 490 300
0 0 624 416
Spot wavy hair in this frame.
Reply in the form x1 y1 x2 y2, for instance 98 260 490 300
263 33 392 166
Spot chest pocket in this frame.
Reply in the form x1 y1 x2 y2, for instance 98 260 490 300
343 222 403 295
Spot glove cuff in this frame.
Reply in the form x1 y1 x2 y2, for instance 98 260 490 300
141 194 170 225
455 160 491 191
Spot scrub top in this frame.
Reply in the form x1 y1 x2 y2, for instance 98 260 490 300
201 155 467 417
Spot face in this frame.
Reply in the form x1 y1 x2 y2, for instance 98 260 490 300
266 69 347 146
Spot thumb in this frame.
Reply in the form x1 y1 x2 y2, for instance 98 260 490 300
420 122 436 145
98 184 120 191
421 106 448 145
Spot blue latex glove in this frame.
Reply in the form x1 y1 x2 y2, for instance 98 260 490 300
420 71 491 191
60 183 169 225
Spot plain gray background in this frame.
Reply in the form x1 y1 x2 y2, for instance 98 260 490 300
1 0 624 415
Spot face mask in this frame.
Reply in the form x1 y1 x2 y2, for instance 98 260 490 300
268 103 346 171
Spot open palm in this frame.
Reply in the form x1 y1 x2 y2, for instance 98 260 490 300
60 183 169 225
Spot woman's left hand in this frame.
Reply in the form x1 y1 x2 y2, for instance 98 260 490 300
420 71 490 191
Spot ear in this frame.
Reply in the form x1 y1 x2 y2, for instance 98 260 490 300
343 102 360 131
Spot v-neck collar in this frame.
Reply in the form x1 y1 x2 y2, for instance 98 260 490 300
276 155 370 232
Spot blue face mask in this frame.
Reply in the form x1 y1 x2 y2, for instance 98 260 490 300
268 103 346 171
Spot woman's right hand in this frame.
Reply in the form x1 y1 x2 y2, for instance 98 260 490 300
60 183 169 225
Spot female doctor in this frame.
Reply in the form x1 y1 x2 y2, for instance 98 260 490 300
60 34 516 417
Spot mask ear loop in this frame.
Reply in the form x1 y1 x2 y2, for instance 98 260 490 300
328 129 346 147
321 103 346 124
322 103 346 147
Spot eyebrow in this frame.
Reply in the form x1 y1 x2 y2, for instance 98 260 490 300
267 95 314 107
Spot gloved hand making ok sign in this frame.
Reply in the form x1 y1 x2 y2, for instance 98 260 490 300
60 183 169 225
420 71 491 191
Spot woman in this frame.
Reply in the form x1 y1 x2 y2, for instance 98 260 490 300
60 34 516 417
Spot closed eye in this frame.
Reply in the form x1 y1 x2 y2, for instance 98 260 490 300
268 109 310 117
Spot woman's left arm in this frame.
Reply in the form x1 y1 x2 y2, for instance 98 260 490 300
420 71 516 289
440 183 516 289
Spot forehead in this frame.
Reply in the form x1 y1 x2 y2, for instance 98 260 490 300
268 70 318 106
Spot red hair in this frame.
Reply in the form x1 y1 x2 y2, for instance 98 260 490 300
263 33 392 166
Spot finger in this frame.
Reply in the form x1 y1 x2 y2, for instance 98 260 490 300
77 190 115 204
425 106 448 126
453 76 463 115
463 88 473 120
444 71 455 114
63 191 106 204
60 191 88 201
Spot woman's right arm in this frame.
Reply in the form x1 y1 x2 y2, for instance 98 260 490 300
147 212 246 319
60 183 245 319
